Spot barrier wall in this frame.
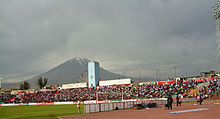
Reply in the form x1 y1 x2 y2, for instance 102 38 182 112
84 98 196 114
0 98 196 107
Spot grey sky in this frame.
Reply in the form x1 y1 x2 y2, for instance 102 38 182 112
0 0 218 83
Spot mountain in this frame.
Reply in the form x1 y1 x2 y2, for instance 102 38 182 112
2 57 156 89
26 57 132 87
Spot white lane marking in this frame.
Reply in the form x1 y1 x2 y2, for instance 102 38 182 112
169 108 209 114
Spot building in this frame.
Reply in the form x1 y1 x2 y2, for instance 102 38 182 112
88 61 100 88
61 82 87 89
200 71 216 78
99 78 132 87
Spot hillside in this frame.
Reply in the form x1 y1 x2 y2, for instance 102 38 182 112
2 57 156 89
26 57 130 87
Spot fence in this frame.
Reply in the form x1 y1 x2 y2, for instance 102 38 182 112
84 98 196 114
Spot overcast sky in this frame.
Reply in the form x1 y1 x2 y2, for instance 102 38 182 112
0 0 218 83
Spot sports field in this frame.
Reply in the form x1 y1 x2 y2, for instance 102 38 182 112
1 99 219 119
0 104 84 119
61 99 220 119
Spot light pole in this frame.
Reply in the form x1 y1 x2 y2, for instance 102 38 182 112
138 70 141 81
174 66 177 78
213 0 220 74
155 69 159 81
0 75 2 89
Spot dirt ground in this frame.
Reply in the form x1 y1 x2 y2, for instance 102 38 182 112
60 100 220 119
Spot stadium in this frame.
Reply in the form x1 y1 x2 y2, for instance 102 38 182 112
0 61 220 119
1 0 220 119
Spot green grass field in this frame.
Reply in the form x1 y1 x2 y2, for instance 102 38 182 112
0 104 84 119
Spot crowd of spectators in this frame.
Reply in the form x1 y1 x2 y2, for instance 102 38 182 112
198 79 219 99
0 79 219 104
0 94 16 103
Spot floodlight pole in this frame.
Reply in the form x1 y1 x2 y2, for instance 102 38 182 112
174 66 177 78
0 75 2 89
213 0 220 75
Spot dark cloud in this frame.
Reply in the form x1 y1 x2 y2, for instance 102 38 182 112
0 0 218 82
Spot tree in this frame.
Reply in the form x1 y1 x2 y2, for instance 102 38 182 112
43 78 48 88
19 81 30 90
38 77 48 89
38 77 43 89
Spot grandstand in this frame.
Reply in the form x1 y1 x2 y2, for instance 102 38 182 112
195 82 210 90
0 77 219 104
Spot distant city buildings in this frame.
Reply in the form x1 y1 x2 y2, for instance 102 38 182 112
88 61 100 88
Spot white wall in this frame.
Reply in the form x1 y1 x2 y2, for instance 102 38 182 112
99 78 131 86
